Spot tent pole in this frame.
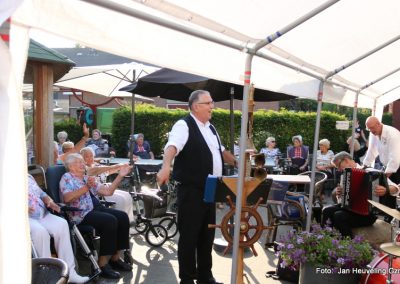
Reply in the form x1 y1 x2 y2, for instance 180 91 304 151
230 87 235 156
350 92 359 157
231 55 252 284
231 1 340 282
306 81 323 232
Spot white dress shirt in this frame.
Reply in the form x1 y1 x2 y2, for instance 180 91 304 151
363 124 400 174
164 113 225 176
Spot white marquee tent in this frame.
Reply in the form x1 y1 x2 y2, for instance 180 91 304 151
2 0 400 282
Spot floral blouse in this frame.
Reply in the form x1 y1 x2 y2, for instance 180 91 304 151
59 172 100 224
28 174 48 220
259 147 281 160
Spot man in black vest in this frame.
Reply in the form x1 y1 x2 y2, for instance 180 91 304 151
157 90 236 284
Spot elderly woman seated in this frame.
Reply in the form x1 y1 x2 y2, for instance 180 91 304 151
127 133 154 159
57 123 89 165
259 136 281 165
80 147 134 224
60 153 133 279
316 138 335 178
287 135 309 173
28 174 89 284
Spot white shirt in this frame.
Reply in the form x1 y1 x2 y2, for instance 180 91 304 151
363 124 400 174
164 113 225 176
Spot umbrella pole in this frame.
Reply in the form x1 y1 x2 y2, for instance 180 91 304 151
128 93 136 165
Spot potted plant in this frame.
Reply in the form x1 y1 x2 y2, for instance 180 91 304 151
276 224 376 284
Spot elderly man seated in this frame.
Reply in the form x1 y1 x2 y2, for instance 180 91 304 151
28 174 89 283
321 151 399 237
60 153 133 279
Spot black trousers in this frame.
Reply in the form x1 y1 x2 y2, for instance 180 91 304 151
177 184 216 283
80 206 130 256
321 204 376 237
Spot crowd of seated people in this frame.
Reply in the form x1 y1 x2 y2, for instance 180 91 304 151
55 123 89 165
80 147 134 224
60 153 133 279
28 174 89 284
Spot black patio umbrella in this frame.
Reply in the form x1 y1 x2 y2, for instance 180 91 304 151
120 68 296 102
120 68 296 154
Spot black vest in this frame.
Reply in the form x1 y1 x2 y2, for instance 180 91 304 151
173 115 223 188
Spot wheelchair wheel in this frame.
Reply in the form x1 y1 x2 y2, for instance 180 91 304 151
134 220 149 234
145 224 168 247
158 217 178 239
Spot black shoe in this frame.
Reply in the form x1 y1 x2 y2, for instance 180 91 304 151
109 258 133 271
100 264 121 279
197 277 223 284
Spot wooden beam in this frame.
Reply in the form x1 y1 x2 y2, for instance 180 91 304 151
33 62 54 168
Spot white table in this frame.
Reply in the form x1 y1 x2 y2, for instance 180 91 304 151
267 174 310 184
101 158 163 167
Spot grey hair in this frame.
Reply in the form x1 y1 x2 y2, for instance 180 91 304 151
188 90 210 110
64 153 84 171
266 137 276 146
57 131 68 140
319 138 330 148
136 133 144 139
80 147 95 157
331 151 352 165
92 129 102 136
61 141 74 153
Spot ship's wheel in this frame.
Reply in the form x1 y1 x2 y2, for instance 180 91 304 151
209 196 271 256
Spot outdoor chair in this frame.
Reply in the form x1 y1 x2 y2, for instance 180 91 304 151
28 164 47 190
264 181 307 248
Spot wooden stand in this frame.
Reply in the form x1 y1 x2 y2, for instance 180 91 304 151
209 153 271 283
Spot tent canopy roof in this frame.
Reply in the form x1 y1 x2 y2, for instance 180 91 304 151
11 0 400 115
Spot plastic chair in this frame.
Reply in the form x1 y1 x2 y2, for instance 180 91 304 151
298 171 327 205
264 181 307 248
31 257 69 284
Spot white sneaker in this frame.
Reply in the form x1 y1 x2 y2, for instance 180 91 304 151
68 270 90 284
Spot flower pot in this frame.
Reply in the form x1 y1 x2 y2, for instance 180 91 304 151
299 263 360 284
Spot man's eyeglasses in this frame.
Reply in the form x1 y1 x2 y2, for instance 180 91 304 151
196 100 214 106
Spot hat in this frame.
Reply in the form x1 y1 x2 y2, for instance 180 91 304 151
292 135 302 143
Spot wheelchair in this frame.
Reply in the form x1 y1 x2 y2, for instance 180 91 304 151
30 165 102 280
31 257 69 284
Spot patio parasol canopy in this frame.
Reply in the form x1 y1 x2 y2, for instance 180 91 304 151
55 62 159 101
119 68 296 102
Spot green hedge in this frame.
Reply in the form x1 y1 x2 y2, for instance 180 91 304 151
54 118 83 143
55 105 392 158
110 105 351 157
